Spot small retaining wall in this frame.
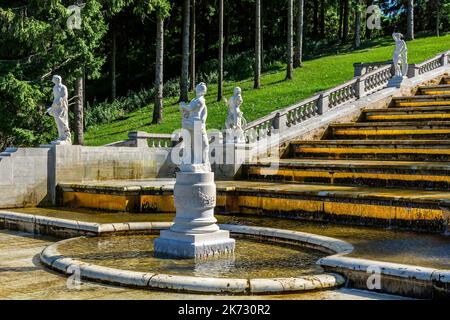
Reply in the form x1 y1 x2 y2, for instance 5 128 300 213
0 148 51 208
0 145 176 209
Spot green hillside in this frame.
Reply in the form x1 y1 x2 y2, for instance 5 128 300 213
85 34 450 146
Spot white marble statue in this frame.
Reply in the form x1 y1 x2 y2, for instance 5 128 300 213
224 87 246 143
154 82 235 258
179 82 210 172
47 75 71 145
393 32 408 77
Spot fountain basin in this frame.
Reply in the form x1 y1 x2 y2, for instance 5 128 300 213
40 224 351 294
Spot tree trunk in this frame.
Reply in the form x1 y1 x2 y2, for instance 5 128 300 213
313 0 319 37
254 0 261 89
224 12 230 55
189 0 196 91
218 0 224 101
111 24 117 101
294 0 304 68
342 0 349 43
153 14 164 125
338 0 343 40
435 0 440 36
354 0 361 49
286 0 293 80
365 0 373 40
74 76 84 145
180 0 190 102
261 6 265 70
320 0 325 38
406 0 414 40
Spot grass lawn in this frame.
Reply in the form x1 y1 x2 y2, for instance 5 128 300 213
85 34 450 146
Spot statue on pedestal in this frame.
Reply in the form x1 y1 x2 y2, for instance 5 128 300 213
47 75 71 145
179 82 211 172
224 87 246 143
393 32 408 77
154 82 235 259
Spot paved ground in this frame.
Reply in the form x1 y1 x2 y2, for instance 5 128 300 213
0 230 408 300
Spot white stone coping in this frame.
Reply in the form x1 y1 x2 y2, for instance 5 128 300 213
0 210 99 233
318 256 450 285
40 223 349 294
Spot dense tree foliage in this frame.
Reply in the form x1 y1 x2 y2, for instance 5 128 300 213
0 0 449 149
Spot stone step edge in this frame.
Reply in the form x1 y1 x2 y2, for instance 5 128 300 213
57 183 450 208
318 255 450 299
418 84 450 89
364 106 450 112
290 140 450 145
244 161 450 171
393 94 450 100
329 121 450 127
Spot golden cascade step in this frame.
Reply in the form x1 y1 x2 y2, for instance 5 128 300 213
289 140 450 161
441 77 450 85
362 106 450 122
57 180 450 232
392 95 450 107
417 85 450 96
242 159 450 191
326 121 450 140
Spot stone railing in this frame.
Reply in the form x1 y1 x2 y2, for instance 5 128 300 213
106 131 179 148
244 63 394 142
360 64 393 95
408 51 449 77
243 50 449 143
353 60 392 77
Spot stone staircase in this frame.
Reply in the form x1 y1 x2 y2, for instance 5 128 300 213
243 78 450 191
240 77 450 231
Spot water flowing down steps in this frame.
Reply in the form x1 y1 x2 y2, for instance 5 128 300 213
245 78 450 189
289 140 450 161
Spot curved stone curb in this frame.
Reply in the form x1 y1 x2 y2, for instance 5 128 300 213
318 256 450 299
219 224 354 255
40 224 348 295
0 210 99 237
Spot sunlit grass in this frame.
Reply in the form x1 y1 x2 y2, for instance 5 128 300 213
85 34 450 146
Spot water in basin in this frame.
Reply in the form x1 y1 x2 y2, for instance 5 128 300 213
57 235 325 278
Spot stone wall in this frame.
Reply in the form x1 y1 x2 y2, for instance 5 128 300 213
0 145 176 209
0 148 51 208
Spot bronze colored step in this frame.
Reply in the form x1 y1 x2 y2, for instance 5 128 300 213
289 140 450 161
417 85 450 96
392 95 450 107
57 180 450 232
327 121 450 140
242 159 450 191
441 77 450 85
362 106 450 122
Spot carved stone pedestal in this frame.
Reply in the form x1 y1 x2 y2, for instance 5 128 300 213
388 75 408 88
154 172 235 258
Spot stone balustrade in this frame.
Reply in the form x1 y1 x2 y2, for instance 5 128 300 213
243 50 449 144
407 51 449 77
353 60 392 77
107 131 180 148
